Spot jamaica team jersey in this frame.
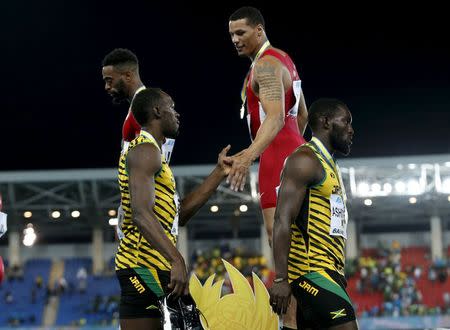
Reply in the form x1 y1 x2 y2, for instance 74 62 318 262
288 137 348 282
115 130 179 273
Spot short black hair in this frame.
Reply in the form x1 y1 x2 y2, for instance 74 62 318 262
229 6 265 28
131 88 165 126
308 98 349 131
102 48 138 71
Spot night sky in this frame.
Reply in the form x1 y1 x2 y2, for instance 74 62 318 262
1 1 449 171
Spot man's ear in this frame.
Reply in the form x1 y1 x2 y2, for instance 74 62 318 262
321 116 331 130
256 24 264 38
153 106 162 119
124 70 133 82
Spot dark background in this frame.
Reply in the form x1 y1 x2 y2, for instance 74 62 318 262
1 1 449 170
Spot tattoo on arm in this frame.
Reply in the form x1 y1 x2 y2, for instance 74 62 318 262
255 62 282 101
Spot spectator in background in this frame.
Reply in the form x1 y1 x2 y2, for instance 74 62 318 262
45 283 54 304
8 264 24 281
428 267 437 282
413 266 422 279
76 266 88 293
5 290 13 304
438 267 447 283
443 292 450 312
35 275 43 289
391 240 401 253
359 267 369 293
56 276 68 295
370 267 380 292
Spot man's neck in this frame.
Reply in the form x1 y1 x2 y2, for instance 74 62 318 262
141 126 165 148
250 38 269 61
127 81 145 102
312 133 334 156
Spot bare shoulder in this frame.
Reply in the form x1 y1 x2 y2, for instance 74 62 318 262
259 47 288 65
271 47 288 57
127 143 161 175
255 49 292 88
255 54 282 71
284 146 322 181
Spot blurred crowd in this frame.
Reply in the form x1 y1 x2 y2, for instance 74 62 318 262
346 240 450 317
190 244 275 294
5 241 450 327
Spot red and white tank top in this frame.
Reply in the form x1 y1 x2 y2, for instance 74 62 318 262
245 48 303 142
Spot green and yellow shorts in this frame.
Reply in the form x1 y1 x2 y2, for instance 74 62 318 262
116 268 170 319
291 269 356 329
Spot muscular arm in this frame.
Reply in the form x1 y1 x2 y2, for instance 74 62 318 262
226 57 285 191
297 89 308 135
128 143 182 264
179 145 231 225
246 56 285 160
273 148 322 279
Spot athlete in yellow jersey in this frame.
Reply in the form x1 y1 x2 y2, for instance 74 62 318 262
270 99 357 329
116 87 231 330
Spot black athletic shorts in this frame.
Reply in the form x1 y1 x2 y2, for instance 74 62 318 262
291 269 356 329
117 268 170 319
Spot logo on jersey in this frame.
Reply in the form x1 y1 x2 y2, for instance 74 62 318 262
330 308 346 319
129 276 146 294
332 186 341 194
299 280 319 296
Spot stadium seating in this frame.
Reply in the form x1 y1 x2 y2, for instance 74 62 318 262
0 258 51 326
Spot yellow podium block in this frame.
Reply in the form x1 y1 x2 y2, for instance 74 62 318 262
189 259 279 330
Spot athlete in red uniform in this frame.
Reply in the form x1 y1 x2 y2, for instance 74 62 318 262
246 48 306 210
228 7 307 329
102 49 176 163
228 7 307 243
101 48 145 144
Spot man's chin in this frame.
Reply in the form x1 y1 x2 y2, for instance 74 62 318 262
339 146 351 156
165 130 179 139
111 96 127 105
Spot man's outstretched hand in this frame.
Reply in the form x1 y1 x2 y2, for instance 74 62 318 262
224 149 252 191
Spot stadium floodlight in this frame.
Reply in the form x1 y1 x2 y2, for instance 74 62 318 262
409 197 417 204
23 224 37 247
445 162 450 167
408 164 417 170
364 199 372 206
108 209 117 217
24 227 34 235
396 164 403 170
109 218 118 226
448 196 450 202
395 181 406 193
23 232 37 246
210 205 219 213
239 204 248 212
407 180 421 195
71 210 80 218
23 211 32 218
51 211 61 219
442 178 450 193
357 182 370 196
383 183 392 194
371 183 381 193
